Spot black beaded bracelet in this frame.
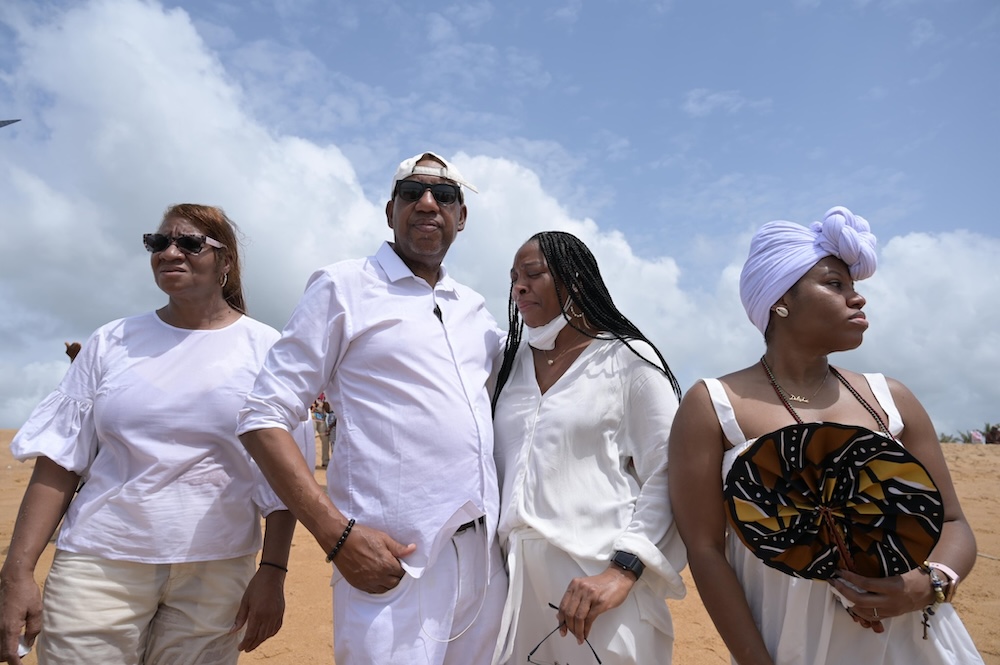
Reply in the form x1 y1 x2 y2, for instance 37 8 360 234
326 518 356 563
259 560 288 573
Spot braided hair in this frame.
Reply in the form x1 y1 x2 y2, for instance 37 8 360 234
492 231 681 411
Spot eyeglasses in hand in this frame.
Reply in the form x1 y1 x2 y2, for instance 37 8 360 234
526 603 602 665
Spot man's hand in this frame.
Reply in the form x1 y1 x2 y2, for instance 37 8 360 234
333 523 417 594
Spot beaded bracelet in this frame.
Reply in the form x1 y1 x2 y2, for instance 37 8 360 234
326 518 356 563
259 560 288 573
920 561 947 640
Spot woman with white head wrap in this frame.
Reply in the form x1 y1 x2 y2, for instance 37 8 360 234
668 208 983 665
739 207 877 338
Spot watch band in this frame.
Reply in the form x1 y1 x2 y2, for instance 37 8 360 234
926 561 960 603
611 550 645 580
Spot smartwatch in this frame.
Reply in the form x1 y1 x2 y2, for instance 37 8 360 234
611 550 645 580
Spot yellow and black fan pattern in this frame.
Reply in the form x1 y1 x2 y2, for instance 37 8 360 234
724 422 944 580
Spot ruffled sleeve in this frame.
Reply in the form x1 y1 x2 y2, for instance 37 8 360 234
10 328 104 474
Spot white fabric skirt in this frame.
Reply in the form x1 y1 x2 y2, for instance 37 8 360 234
493 528 673 665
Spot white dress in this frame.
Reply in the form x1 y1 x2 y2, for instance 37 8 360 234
492 338 687 665
705 375 984 665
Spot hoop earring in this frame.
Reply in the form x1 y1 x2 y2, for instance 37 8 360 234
220 273 229 288
567 302 585 319
773 305 789 318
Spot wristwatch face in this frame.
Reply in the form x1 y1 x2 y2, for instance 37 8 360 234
929 568 947 586
612 550 643 577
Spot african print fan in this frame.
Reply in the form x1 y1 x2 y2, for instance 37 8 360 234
724 422 944 580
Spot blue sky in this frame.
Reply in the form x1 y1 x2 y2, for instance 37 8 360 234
1 0 998 434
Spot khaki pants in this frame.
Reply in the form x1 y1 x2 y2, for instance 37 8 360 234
37 550 254 665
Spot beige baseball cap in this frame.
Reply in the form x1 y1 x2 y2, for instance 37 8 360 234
390 151 479 198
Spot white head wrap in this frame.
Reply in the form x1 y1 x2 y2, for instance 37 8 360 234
739 206 878 336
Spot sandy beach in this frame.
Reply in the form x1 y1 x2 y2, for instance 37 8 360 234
1 429 997 664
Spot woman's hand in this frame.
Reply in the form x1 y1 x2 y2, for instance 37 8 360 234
233 565 286 652
0 457 79 664
0 573 42 665
557 566 636 643
830 567 934 625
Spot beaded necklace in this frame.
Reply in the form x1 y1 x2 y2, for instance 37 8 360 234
760 356 899 634
759 356 892 438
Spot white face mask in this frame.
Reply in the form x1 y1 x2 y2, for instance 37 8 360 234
525 311 569 350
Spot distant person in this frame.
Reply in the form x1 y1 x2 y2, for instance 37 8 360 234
238 152 507 664
0 204 307 665
491 231 687 665
669 207 983 664
311 398 331 468
326 409 337 451
63 342 81 362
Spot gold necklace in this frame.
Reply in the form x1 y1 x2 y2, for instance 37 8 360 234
759 356 829 404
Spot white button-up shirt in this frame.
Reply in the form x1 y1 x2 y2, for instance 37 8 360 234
494 338 687 601
238 242 504 574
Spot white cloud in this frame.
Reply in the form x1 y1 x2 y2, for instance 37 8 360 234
682 89 773 118
910 17 938 48
857 231 1000 436
1 0 997 444
549 0 583 25
861 86 889 101
908 61 946 86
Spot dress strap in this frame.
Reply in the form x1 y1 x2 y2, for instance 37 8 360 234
862 373 904 438
702 378 747 448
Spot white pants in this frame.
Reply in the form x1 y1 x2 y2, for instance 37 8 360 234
333 522 507 665
37 550 254 665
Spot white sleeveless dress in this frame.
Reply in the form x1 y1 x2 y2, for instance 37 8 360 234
704 374 984 665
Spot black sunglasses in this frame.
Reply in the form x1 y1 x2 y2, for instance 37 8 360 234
526 603 602 665
394 180 462 205
143 233 225 255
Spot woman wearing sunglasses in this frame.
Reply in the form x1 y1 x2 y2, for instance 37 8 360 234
0 204 307 665
490 231 687 665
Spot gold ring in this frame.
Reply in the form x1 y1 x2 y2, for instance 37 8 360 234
872 608 879 619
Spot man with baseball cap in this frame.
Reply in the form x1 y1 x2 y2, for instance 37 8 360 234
238 152 506 664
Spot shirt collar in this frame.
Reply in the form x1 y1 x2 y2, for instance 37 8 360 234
375 242 458 295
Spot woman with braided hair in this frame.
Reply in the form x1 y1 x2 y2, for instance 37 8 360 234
491 231 687 665
668 207 982 664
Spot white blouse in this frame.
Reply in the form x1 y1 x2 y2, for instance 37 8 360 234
493 337 687 600
11 312 305 564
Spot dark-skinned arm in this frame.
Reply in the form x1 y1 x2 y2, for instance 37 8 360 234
0 458 80 665
669 383 775 665
239 427 416 594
